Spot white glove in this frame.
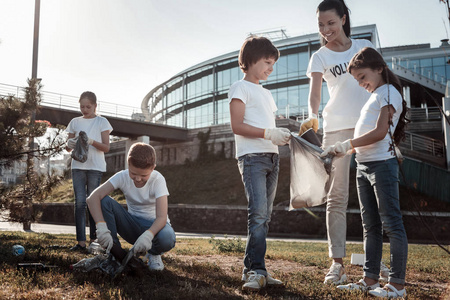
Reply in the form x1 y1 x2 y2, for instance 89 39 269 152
321 139 354 158
131 230 154 256
96 222 113 253
87 137 94 145
299 113 319 135
67 137 78 149
264 128 291 145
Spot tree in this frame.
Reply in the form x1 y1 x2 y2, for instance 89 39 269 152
0 79 67 229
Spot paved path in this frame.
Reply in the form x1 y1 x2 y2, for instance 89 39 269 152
0 219 335 244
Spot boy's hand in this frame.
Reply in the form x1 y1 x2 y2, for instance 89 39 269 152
131 230 154 256
67 137 78 149
299 113 319 135
96 222 113 253
264 128 291 145
320 139 354 158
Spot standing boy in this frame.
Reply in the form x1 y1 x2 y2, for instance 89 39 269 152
87 143 176 271
229 36 291 291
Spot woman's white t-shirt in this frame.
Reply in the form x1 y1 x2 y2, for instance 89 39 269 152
307 38 374 132
66 115 113 172
107 169 170 221
354 84 403 163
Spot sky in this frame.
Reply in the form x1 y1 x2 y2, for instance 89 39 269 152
0 0 449 109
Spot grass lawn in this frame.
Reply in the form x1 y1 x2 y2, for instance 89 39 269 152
1 231 449 299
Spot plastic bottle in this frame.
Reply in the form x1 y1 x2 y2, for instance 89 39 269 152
87 242 104 255
70 255 106 272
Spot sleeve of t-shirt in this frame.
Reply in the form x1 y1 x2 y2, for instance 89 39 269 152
306 51 325 78
66 119 76 134
107 171 125 190
379 86 402 112
153 174 169 199
99 117 113 133
228 82 248 104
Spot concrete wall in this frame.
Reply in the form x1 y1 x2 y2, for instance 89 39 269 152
33 203 449 244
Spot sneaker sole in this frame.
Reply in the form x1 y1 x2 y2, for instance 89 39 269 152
324 274 347 285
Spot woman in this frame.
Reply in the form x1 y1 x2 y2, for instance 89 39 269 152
66 91 113 251
300 0 375 284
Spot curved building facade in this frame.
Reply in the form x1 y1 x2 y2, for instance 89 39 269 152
142 25 380 129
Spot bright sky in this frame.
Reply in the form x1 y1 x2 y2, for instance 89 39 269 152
0 0 448 109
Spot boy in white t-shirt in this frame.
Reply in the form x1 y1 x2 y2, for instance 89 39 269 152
87 143 176 271
229 36 291 291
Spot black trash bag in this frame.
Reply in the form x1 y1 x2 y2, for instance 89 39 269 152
289 131 334 210
71 131 89 163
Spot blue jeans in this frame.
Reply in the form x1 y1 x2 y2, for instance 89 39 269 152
100 196 176 255
72 169 103 242
356 158 408 285
238 153 279 276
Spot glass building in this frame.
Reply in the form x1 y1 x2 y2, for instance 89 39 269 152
141 24 449 129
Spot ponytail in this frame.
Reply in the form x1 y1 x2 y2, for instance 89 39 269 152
317 0 351 45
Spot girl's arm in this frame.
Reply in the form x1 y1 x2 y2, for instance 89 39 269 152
351 105 395 148
90 130 111 153
230 99 265 138
146 195 169 236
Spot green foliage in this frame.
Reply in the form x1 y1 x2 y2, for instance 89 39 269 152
0 79 67 226
209 235 245 253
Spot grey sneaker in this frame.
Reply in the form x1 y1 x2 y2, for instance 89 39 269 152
337 279 380 291
242 271 267 291
242 272 283 286
324 262 347 284
145 253 164 271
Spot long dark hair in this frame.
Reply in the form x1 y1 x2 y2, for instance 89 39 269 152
348 47 409 145
317 0 351 46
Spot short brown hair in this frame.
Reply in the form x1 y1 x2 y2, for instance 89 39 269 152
127 143 156 169
238 36 279 73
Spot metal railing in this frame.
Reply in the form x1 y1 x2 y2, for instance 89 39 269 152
0 83 144 121
402 131 445 158
408 107 442 121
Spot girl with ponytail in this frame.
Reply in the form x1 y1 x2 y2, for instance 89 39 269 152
321 47 409 298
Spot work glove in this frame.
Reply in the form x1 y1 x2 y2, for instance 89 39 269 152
299 113 319 135
66 137 78 149
96 222 113 253
87 137 94 145
131 230 154 256
320 139 354 158
264 128 291 146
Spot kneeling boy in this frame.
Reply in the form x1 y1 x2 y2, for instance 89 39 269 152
87 142 176 271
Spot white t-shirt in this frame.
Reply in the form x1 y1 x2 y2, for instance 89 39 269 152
307 38 374 132
66 115 113 172
354 84 403 163
228 80 279 158
107 169 170 221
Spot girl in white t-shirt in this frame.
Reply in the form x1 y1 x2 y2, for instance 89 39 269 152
66 91 113 252
322 47 409 299
300 0 375 285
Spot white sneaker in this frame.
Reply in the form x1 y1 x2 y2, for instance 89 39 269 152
380 262 390 280
242 271 267 291
337 279 380 291
145 253 164 271
369 284 407 298
242 272 283 286
324 262 347 284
